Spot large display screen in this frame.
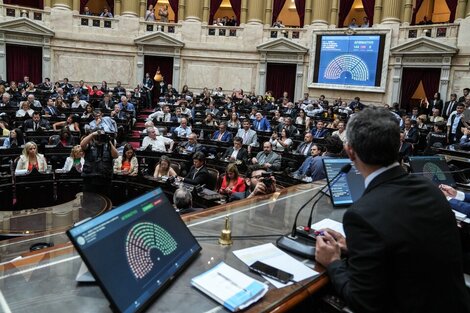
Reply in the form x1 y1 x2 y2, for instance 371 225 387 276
409 156 456 187
67 188 201 313
313 35 385 88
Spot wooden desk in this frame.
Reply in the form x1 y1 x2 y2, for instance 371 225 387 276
0 183 345 313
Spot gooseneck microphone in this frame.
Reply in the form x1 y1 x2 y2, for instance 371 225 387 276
277 163 352 259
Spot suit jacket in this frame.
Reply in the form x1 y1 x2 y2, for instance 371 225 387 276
184 165 210 185
296 141 314 156
429 99 444 114
222 147 248 163
449 193 470 217
398 141 412 162
179 141 203 153
23 118 51 131
43 105 59 116
404 127 419 144
255 151 281 171
212 130 233 142
236 128 258 147
327 166 470 313
311 128 329 138
252 118 271 131
443 100 458 119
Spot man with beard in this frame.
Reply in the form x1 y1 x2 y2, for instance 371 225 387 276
231 165 277 200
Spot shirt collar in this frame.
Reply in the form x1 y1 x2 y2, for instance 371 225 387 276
364 162 400 189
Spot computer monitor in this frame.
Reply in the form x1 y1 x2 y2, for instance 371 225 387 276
409 155 456 187
322 158 365 207
67 188 201 313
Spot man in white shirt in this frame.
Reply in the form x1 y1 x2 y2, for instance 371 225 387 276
236 119 258 153
141 127 174 152
71 94 88 109
174 118 192 138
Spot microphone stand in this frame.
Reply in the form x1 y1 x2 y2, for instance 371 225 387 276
276 164 351 259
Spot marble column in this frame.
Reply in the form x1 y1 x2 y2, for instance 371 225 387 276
178 0 185 22
139 0 146 19
202 0 210 23
114 0 121 17
311 0 329 25
402 0 412 24
381 0 401 24
72 0 78 12
330 0 339 26
304 0 313 26
121 0 139 17
44 0 51 9
52 0 72 10
457 0 467 19
373 0 383 25
186 0 203 21
247 0 264 24
264 0 272 25
240 0 248 24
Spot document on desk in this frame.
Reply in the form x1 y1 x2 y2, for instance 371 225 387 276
233 243 318 288
311 218 345 237
191 261 268 312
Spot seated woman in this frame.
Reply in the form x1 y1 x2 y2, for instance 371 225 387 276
3 128 25 148
153 155 177 178
55 96 69 110
227 112 241 129
16 101 34 118
60 145 84 172
295 109 310 126
219 163 245 196
15 141 47 174
81 104 94 120
53 114 80 132
203 113 218 126
269 128 293 152
50 127 75 146
113 143 138 176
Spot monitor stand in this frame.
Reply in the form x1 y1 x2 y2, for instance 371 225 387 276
76 261 95 283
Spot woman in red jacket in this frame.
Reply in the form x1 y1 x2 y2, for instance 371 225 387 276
219 163 245 196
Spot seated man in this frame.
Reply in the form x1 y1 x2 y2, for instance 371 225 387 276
174 118 192 138
403 117 419 144
459 127 470 149
113 81 126 97
275 117 298 138
440 184 470 217
236 119 258 153
173 187 196 214
26 94 42 108
221 136 248 163
212 122 233 142
110 104 127 120
180 152 210 185
205 101 220 117
231 165 277 200
311 120 329 138
118 96 136 118
293 144 323 177
99 93 114 111
0 93 17 108
87 110 117 133
252 112 271 132
23 111 51 131
141 127 174 152
43 98 59 117
305 136 344 182
296 132 314 156
425 121 447 153
179 132 204 154
251 141 281 171
70 94 88 109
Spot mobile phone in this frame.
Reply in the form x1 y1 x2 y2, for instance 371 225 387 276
249 261 294 284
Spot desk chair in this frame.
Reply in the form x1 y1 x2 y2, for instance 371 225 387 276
206 167 219 191
170 162 181 176
15 171 54 210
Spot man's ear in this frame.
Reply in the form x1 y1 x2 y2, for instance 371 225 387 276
245 177 251 186
344 143 356 162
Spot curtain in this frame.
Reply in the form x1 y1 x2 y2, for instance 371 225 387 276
411 0 425 25
209 0 223 25
294 0 305 27
400 68 423 112
144 55 174 104
338 0 355 27
79 0 88 14
421 69 441 103
266 63 296 100
105 0 114 13
168 0 179 22
271 0 287 26
361 0 375 26
4 0 43 9
230 0 241 25
6 44 42 84
147 0 158 6
445 0 458 22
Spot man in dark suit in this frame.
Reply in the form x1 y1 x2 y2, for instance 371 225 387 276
403 118 419 144
252 112 271 131
296 132 314 156
398 130 412 162
178 133 204 154
443 93 458 120
311 120 329 138
429 92 444 115
221 137 248 163
275 117 298 138
180 151 210 186
459 88 469 103
23 111 50 131
315 107 470 313
212 122 233 142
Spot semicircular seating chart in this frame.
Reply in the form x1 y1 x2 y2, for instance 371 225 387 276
423 162 446 182
126 222 178 279
323 54 369 82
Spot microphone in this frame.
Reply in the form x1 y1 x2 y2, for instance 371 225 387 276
276 163 352 259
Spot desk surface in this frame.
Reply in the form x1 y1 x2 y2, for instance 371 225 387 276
0 183 346 313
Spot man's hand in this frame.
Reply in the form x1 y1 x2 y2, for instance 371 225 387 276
317 228 347 253
439 184 457 198
248 182 267 198
315 231 341 267
251 157 258 164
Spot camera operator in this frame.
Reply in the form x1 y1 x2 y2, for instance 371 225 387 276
231 165 277 201
80 130 119 196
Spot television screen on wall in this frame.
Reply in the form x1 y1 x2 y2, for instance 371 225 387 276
313 34 386 88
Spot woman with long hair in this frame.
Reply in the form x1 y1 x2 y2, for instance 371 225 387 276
113 143 138 176
16 101 34 118
270 128 292 152
153 155 177 178
53 114 80 132
16 141 47 173
295 109 310 126
61 145 84 172
2 128 25 148
227 112 241 129
218 163 245 196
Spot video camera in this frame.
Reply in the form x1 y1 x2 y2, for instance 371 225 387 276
261 172 273 187
96 130 111 143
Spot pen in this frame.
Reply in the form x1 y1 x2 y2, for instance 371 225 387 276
217 272 252 295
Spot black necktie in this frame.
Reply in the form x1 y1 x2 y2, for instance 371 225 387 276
447 102 453 116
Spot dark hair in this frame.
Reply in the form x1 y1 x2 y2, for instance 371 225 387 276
193 151 206 162
11 128 25 146
346 107 400 166
123 143 135 161
245 164 263 178
233 136 243 144
434 121 446 132
457 102 465 108
323 136 343 154
281 127 291 139
242 118 251 124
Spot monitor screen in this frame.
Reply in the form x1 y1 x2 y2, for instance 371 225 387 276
409 156 455 187
323 158 365 207
67 188 201 313
313 34 385 88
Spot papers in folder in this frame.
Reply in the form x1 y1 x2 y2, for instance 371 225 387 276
191 262 268 312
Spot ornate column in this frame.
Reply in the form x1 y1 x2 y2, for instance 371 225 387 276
178 0 185 22
139 0 146 18
311 0 329 25
381 0 401 24
121 0 139 17
240 0 248 24
186 0 203 21
330 0 339 26
264 0 272 25
114 0 121 17
52 0 72 10
373 0 383 25
456 0 467 19
402 0 413 24
202 0 210 23
72 0 78 12
304 0 313 26
44 0 51 9
247 0 264 24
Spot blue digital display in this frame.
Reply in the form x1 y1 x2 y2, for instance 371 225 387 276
315 35 383 87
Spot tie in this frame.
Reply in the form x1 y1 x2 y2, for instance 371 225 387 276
301 144 307 155
257 121 261 130
447 102 453 116
34 122 37 131
243 131 248 144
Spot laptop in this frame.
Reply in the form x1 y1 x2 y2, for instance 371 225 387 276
322 158 365 207
409 156 456 187
67 188 201 313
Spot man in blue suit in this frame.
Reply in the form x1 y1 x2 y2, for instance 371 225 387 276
311 120 329 138
252 112 271 131
440 184 470 216
212 122 233 142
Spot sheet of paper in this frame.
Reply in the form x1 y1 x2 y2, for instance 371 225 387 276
311 218 345 237
233 243 318 288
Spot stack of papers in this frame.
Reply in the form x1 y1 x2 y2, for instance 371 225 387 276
191 262 268 312
311 218 345 237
